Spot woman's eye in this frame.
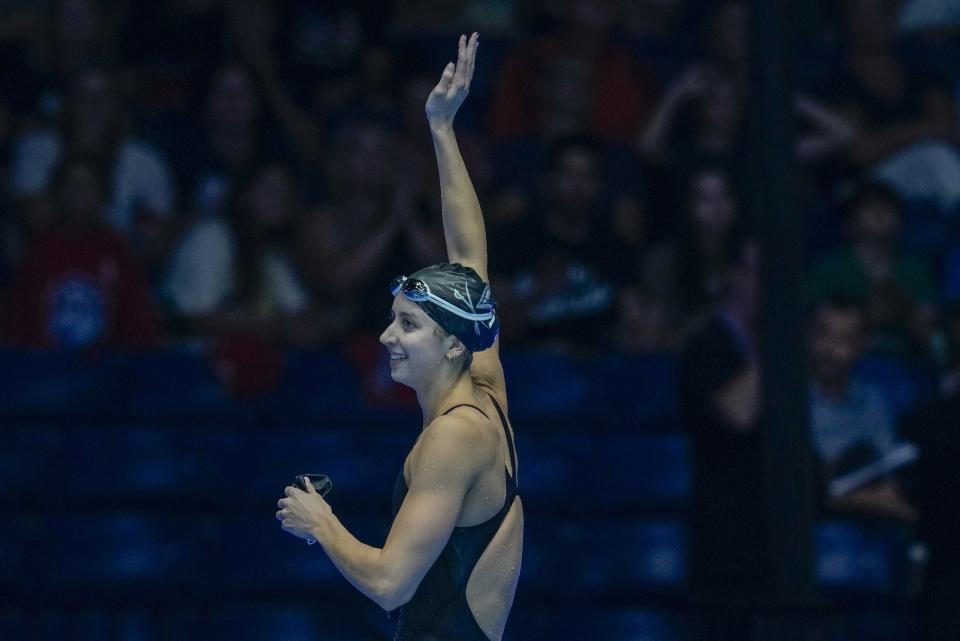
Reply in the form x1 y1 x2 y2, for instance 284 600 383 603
402 319 414 330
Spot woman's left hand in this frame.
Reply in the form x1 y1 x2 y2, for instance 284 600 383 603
425 32 478 129
276 478 331 542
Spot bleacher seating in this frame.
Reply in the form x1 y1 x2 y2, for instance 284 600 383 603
0 348 915 640
30 513 206 595
521 519 687 596
816 520 908 596
518 431 691 514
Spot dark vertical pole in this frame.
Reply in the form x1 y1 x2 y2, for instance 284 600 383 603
747 1 819 639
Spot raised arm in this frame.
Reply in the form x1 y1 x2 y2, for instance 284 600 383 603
426 33 488 281
425 34 508 396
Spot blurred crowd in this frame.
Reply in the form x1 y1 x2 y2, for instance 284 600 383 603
0 0 958 362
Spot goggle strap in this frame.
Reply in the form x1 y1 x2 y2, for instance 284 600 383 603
424 291 496 321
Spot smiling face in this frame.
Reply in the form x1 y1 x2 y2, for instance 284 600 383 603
379 295 459 388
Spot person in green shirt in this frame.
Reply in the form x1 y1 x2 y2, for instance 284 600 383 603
809 181 938 360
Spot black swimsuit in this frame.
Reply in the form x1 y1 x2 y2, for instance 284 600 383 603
391 393 519 641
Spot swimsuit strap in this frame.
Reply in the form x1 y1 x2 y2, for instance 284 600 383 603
487 393 518 486
441 403 489 419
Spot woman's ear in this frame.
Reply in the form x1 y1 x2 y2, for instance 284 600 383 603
446 336 467 361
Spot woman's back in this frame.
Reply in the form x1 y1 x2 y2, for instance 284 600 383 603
393 388 523 641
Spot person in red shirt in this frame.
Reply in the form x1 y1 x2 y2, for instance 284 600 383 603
7 154 160 348
487 0 652 144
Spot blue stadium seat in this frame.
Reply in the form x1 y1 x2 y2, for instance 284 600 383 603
71 609 112 641
114 608 161 641
509 607 686 641
0 609 26 641
518 432 691 513
0 348 123 414
522 519 687 595
58 427 238 501
854 355 935 418
210 603 391 641
587 608 687 641
816 521 897 593
0 517 27 586
213 514 346 592
899 197 952 257
586 354 679 427
31 514 206 590
122 349 231 414
278 351 367 419
227 429 408 509
501 352 590 419
0 428 66 501
210 605 319 641
31 610 70 641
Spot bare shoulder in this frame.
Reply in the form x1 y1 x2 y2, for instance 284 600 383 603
411 413 497 481
424 412 491 447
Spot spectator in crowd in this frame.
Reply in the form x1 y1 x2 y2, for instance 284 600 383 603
391 0 519 36
487 0 653 145
680 0 748 81
119 0 226 71
394 73 456 225
610 285 675 353
6 64 177 268
818 0 960 213
489 45 651 214
898 0 960 35
809 181 938 361
295 118 444 336
794 92 861 168
0 2 45 48
639 0 747 179
941 241 960 305
903 301 960 641
823 0 956 167
0 97 19 282
489 38 653 202
499 136 631 352
175 60 276 217
645 164 747 333
620 0 686 38
807 296 917 522
225 0 324 165
679 235 772 641
161 160 329 346
0 0 117 124
638 64 747 188
6 154 159 348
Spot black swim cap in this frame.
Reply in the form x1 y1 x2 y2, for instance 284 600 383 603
391 263 500 352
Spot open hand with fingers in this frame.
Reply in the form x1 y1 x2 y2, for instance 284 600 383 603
426 33 479 129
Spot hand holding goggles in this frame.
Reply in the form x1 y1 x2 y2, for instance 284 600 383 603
390 275 495 322
293 474 332 545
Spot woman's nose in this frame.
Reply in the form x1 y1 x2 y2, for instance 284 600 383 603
379 326 394 346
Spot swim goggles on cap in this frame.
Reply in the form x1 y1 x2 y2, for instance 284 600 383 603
390 275 495 322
